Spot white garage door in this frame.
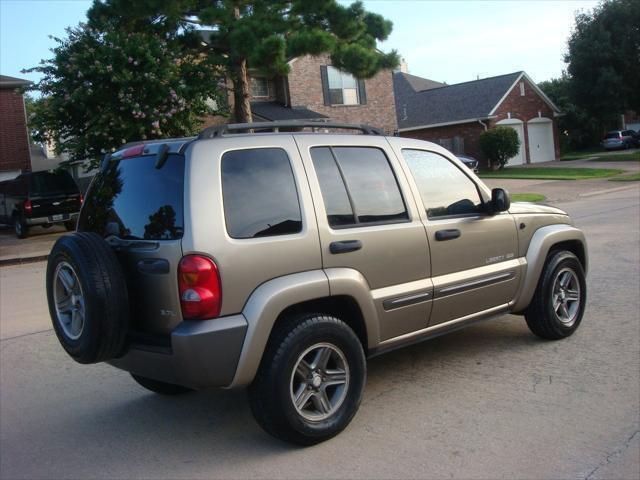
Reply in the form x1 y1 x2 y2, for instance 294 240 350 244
496 120 525 165
528 119 555 163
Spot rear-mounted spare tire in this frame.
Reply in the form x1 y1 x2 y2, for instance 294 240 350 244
46 232 129 364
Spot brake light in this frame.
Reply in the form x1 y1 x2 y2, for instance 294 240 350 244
122 144 145 158
24 199 32 214
178 255 221 320
79 194 84 205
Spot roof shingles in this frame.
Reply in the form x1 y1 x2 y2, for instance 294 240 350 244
393 71 523 129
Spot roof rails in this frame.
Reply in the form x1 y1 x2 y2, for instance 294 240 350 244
197 121 384 139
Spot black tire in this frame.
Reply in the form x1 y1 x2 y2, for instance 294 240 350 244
64 220 76 231
46 232 129 364
130 374 193 395
248 313 366 446
13 214 27 239
525 250 586 340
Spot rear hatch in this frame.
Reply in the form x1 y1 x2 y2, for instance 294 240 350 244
77 151 186 340
603 132 622 146
28 171 81 220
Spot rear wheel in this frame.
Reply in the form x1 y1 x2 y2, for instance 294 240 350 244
525 250 586 339
130 374 193 395
13 214 27 239
64 220 76 231
248 313 366 445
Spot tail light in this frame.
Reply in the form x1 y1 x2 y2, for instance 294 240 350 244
79 194 84 205
23 199 32 214
122 144 145 158
178 255 221 320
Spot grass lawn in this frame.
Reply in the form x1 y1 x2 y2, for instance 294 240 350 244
590 152 640 162
479 167 623 180
561 149 603 161
609 172 640 182
511 193 546 202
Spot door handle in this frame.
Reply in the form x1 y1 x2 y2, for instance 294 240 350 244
329 240 362 254
435 229 461 241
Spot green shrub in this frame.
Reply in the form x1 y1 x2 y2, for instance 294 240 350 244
479 127 521 169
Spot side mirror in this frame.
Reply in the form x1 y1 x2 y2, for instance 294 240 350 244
490 188 511 213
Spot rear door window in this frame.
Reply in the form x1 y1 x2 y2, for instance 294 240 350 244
221 148 302 239
311 146 408 227
79 154 184 240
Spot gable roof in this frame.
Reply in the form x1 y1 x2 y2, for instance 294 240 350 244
251 101 327 121
0 75 32 88
394 71 523 130
394 71 560 131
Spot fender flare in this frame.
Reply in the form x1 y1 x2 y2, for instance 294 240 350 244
228 268 381 388
229 270 330 387
512 224 588 312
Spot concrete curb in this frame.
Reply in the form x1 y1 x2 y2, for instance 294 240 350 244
0 254 49 267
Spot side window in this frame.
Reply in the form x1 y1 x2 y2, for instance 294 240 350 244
221 148 302 239
311 146 408 227
402 149 483 218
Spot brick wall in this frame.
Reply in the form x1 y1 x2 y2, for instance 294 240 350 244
491 77 560 162
400 122 485 161
0 88 31 173
287 54 398 134
400 75 560 166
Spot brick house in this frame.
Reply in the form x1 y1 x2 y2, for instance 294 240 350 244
204 53 398 134
394 71 562 166
0 75 32 181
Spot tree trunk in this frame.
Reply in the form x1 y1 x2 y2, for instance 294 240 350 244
231 5 252 124
232 59 252 123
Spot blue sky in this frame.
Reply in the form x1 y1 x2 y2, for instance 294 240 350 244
1 0 600 87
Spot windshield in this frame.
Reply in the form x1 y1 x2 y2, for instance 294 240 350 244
605 132 621 139
78 154 184 240
29 171 78 196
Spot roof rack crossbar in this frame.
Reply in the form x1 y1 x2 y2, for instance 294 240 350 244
197 121 384 139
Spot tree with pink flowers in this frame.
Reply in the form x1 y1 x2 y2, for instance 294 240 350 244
25 24 226 166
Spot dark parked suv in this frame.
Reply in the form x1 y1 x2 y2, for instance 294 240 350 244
0 170 82 238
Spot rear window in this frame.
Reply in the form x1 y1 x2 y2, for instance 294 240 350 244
29 171 78 196
78 154 184 240
605 132 621 139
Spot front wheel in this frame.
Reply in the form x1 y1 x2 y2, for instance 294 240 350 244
525 250 586 339
248 313 366 445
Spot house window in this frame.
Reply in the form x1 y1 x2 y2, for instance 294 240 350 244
251 77 270 98
519 82 525 96
327 66 360 105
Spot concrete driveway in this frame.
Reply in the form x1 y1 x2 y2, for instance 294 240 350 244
0 187 638 479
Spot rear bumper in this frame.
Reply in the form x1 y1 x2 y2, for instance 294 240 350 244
108 315 248 389
26 212 79 226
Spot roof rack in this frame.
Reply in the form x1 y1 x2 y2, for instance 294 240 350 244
197 121 384 139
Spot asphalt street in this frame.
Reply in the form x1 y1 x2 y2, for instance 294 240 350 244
0 186 638 479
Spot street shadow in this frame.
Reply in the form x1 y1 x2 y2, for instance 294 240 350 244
45 315 539 465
